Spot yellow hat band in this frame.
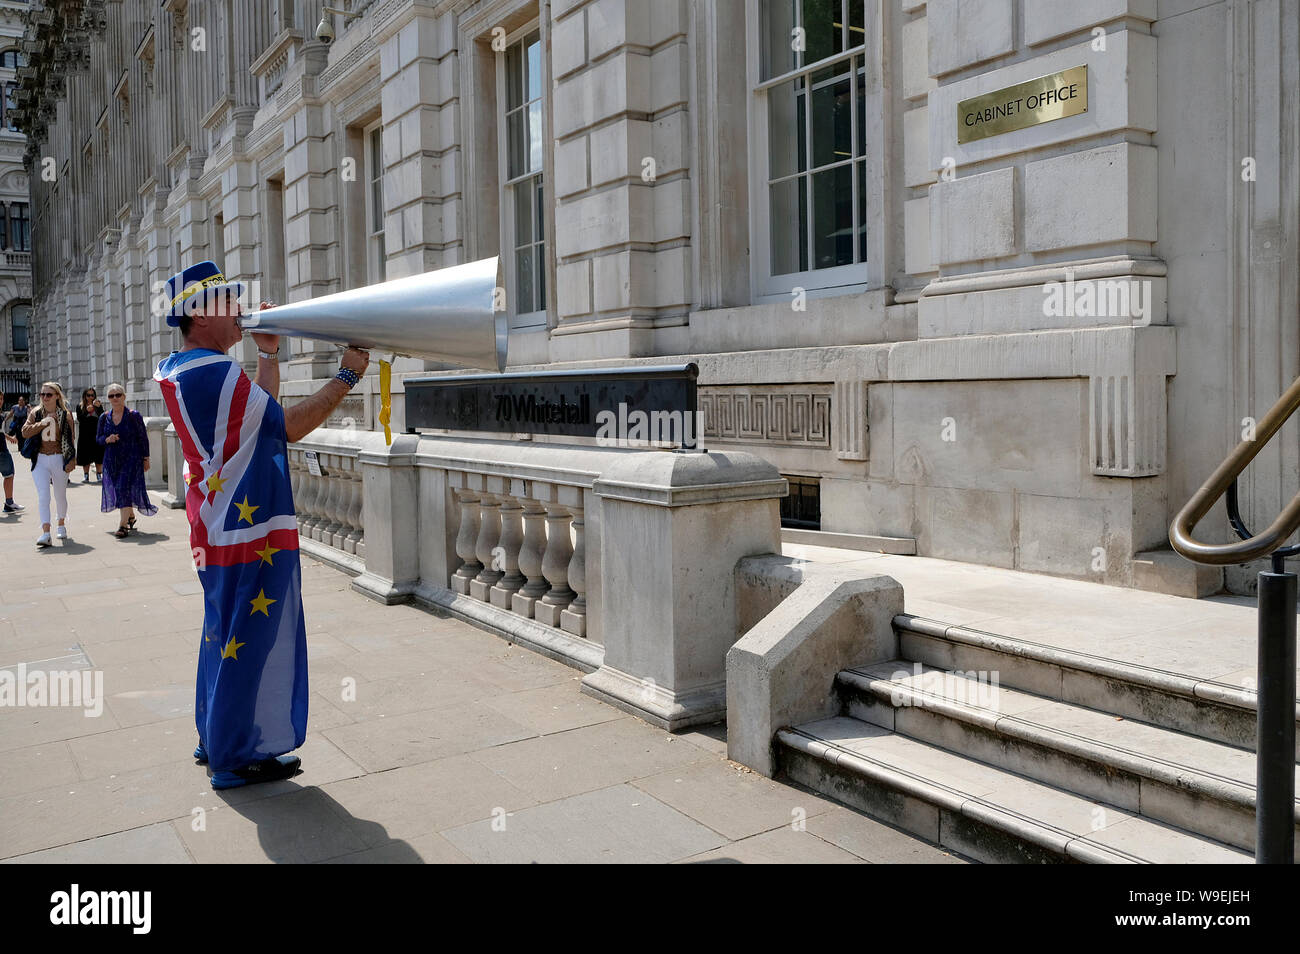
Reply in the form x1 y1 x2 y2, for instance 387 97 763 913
171 274 234 311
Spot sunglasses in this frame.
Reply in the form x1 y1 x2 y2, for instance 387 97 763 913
108 394 124 399
40 392 55 397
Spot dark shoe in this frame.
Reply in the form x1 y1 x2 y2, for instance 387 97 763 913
127 515 137 532
194 742 208 764
114 526 130 538
2 502 21 513
210 755 302 790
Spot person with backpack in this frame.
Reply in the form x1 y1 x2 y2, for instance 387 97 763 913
19 382 78 547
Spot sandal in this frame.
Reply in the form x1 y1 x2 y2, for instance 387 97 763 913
127 516 137 532
114 526 130 538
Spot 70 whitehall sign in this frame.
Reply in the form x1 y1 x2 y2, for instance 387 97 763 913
957 65 1088 144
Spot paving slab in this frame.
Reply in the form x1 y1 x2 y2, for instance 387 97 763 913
441 784 727 864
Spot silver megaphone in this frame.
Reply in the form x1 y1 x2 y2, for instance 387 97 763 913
240 256 507 372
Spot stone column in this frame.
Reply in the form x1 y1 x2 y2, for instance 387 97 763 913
352 433 421 604
375 5 460 283
582 451 786 730
281 100 339 381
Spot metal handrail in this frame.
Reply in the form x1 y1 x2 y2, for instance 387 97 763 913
1168 371 1300 865
1170 372 1300 564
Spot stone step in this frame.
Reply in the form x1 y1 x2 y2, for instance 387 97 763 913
838 660 1300 856
776 717 1253 864
895 614 1300 756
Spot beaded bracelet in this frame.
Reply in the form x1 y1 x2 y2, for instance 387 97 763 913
335 367 361 390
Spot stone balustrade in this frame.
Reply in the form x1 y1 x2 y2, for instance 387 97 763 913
159 424 789 730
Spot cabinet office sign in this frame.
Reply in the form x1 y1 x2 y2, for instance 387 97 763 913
404 363 700 446
957 65 1088 144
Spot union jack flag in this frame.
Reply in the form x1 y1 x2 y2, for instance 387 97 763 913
155 348 308 775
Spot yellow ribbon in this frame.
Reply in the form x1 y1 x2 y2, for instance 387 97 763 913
379 359 392 445
170 274 232 310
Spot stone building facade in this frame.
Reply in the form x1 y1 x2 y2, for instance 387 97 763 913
15 0 1300 595
0 0 31 404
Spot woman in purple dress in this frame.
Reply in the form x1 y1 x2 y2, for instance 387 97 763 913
97 383 157 537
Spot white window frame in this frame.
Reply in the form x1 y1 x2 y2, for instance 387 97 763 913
363 117 386 285
747 0 884 303
496 22 547 331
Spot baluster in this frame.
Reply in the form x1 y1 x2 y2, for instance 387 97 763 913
344 462 363 554
489 495 526 608
511 496 550 618
330 460 351 550
451 489 482 594
535 504 575 627
559 505 587 637
298 467 319 536
471 494 503 601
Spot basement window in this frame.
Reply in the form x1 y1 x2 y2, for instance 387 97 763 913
780 474 821 530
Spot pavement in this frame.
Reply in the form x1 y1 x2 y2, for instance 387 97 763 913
0 479 964 864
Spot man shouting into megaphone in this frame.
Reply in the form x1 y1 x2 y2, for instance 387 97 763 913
154 262 369 789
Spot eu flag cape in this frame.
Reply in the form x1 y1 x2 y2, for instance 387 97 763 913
154 349 308 773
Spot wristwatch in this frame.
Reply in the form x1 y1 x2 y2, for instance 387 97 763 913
258 349 280 360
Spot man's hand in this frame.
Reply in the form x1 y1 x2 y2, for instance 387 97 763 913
63 461 76 474
341 347 369 375
251 301 280 356
283 348 371 443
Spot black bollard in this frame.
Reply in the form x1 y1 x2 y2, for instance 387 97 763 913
1254 563 1296 864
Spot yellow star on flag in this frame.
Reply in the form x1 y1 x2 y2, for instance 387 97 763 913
206 471 227 494
221 637 245 660
250 589 277 617
254 541 280 566
234 495 259 525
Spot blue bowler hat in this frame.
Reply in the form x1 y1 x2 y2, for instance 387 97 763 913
162 261 246 327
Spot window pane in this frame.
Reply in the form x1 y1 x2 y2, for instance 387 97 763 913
516 246 536 313
506 41 523 110
528 100 542 174
533 175 546 244
507 107 525 179
371 176 383 232
370 127 382 170
856 158 867 262
769 177 808 275
849 0 865 42
802 0 840 64
761 0 798 80
526 35 541 103
514 178 534 249
812 164 852 269
767 77 805 180
810 65 851 169
855 63 866 157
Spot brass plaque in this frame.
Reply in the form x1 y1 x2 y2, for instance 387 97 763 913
956 65 1088 144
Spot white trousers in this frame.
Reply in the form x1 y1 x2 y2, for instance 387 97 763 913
32 453 68 526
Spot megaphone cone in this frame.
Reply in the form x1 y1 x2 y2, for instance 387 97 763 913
241 256 507 372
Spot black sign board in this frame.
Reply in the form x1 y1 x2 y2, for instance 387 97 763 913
404 363 701 447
